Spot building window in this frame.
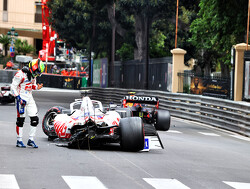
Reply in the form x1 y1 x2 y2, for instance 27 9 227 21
3 0 7 11
3 0 8 22
35 3 42 23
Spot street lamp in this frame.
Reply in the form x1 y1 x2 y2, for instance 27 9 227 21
7 27 18 63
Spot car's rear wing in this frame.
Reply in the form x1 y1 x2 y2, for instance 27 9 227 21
123 95 159 105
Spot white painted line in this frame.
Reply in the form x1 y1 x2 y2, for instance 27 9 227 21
229 135 250 142
223 181 250 189
0 174 19 189
198 132 220 136
143 178 190 189
62 176 108 189
168 130 182 134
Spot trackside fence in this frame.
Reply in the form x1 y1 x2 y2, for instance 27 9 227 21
82 87 250 137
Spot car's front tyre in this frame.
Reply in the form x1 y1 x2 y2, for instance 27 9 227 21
42 106 65 138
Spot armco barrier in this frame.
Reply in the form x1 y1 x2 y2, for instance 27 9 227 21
82 87 250 137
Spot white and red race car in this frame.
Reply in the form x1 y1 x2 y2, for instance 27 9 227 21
42 92 163 151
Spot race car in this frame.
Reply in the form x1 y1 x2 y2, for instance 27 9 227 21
0 85 15 104
42 92 163 151
118 92 171 131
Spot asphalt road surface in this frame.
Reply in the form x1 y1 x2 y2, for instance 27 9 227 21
0 87 250 189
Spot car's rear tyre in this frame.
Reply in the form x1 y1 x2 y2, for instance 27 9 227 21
42 106 65 137
120 117 144 151
155 110 171 131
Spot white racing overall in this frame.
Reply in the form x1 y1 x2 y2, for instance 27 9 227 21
11 69 39 141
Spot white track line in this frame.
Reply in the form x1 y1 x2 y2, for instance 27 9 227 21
143 178 190 189
0 174 19 189
223 181 250 189
62 176 108 189
198 132 220 136
229 135 250 142
168 130 182 134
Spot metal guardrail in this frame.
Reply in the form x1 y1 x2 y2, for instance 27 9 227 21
83 87 250 137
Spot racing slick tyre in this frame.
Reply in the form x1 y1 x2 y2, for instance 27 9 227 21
42 106 66 138
115 107 132 118
155 110 171 131
120 117 144 152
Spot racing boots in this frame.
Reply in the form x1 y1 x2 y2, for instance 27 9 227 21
27 139 38 148
16 140 26 148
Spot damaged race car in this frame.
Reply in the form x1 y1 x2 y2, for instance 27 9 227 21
119 92 171 131
42 92 163 151
0 85 15 104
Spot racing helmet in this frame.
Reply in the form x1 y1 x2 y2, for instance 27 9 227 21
29 59 45 77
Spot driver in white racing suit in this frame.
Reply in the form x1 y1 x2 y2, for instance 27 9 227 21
11 59 45 148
